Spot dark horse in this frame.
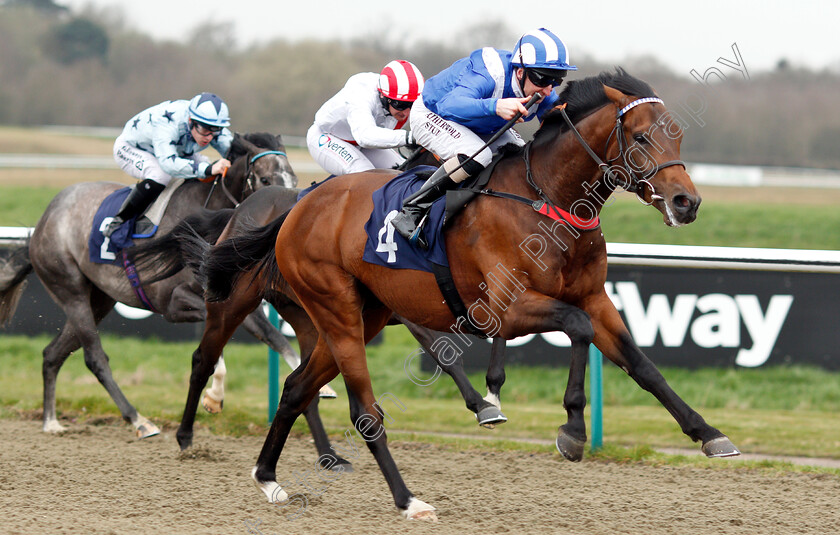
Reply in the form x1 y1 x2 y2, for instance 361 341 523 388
0 132 299 438
203 69 741 520
126 146 509 455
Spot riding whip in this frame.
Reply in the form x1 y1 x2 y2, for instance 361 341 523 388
441 92 544 178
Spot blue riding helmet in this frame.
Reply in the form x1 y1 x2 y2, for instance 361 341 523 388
511 28 578 73
188 92 231 128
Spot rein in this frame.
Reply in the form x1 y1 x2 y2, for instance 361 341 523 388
558 97 685 205
202 167 239 208
202 149 288 208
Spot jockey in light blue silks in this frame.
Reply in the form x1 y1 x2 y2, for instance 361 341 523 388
104 92 234 237
390 28 578 249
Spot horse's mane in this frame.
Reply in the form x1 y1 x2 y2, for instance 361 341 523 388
227 132 285 161
532 67 656 146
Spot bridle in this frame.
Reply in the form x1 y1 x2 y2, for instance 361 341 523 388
243 150 288 193
203 149 288 208
558 96 685 205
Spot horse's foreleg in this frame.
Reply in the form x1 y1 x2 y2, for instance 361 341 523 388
588 293 740 457
504 291 594 461
201 354 226 414
482 338 508 425
177 285 261 450
396 314 505 427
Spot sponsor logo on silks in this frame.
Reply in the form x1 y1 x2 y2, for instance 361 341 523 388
496 281 794 368
318 134 354 163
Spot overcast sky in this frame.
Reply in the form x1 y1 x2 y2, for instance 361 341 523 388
61 0 838 75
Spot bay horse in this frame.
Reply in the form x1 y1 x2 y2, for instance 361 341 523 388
0 132 300 439
125 148 508 456
204 69 741 520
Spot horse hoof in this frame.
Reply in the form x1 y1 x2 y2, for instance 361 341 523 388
403 497 437 521
202 394 224 414
476 406 508 428
702 436 741 458
252 466 287 503
43 420 67 434
319 384 338 399
319 456 353 473
136 420 160 439
332 462 353 473
555 428 585 462
177 434 193 451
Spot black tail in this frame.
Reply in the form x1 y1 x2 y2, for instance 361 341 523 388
127 208 235 285
0 243 33 326
204 211 290 302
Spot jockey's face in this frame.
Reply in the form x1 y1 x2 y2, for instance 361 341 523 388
388 103 411 122
517 68 555 99
190 121 220 147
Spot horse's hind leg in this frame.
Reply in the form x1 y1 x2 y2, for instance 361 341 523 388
274 301 351 470
240 307 337 399
42 286 159 438
397 314 506 427
42 325 82 432
252 336 341 504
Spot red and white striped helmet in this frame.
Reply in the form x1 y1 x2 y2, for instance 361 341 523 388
378 60 424 102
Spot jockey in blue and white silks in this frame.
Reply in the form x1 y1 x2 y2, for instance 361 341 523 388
105 92 234 237
306 60 424 177
391 28 578 249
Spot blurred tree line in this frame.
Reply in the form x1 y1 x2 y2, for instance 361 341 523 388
2 1 839 169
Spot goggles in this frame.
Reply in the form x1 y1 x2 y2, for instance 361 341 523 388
191 120 223 136
525 68 567 88
387 98 413 111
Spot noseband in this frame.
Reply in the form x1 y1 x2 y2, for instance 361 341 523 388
558 96 685 205
244 150 288 192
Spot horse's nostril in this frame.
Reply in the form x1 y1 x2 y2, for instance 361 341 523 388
674 195 694 211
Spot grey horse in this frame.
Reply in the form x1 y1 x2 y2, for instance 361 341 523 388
0 132 299 438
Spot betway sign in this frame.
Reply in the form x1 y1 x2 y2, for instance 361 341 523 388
456 246 840 371
499 279 793 368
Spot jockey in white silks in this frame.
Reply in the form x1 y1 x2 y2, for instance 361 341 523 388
306 60 424 177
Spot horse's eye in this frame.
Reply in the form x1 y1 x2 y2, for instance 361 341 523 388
633 133 648 144
261 177 270 185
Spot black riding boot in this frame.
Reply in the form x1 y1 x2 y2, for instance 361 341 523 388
390 166 458 250
102 179 165 237
391 155 483 250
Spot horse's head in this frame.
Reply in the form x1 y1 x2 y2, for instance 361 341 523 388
602 85 701 226
228 133 298 195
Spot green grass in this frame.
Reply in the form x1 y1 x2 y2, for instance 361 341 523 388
0 185 64 227
1 328 838 465
599 194 840 249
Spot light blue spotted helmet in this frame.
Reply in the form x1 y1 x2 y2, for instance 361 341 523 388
188 92 231 128
511 28 578 73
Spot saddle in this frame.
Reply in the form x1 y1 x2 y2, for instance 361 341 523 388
89 179 185 264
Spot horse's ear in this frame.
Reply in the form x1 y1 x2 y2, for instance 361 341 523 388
603 85 628 106
275 134 284 148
